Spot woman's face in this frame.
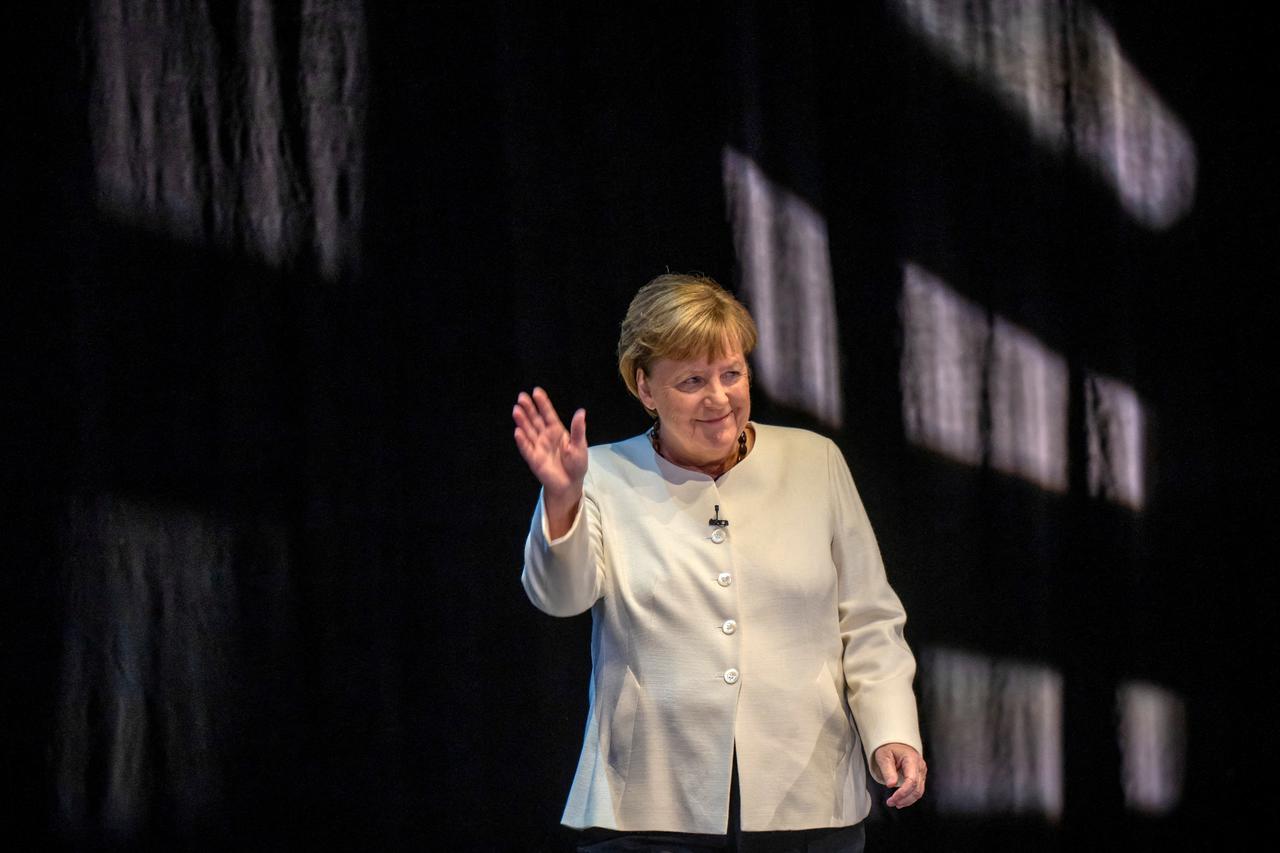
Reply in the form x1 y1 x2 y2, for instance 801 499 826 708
637 347 751 470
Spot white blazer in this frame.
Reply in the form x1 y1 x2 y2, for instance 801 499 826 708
522 423 922 834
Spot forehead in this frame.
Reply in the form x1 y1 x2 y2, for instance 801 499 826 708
661 328 747 365
653 348 746 373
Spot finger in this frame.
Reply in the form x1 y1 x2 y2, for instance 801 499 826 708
516 392 546 432
513 411 546 453
514 426 532 460
513 403 539 436
887 754 926 807
514 423 545 462
887 790 919 808
903 754 926 777
569 408 587 450
886 775 920 808
514 428 541 473
531 387 565 431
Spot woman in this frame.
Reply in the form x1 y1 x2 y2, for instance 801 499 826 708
514 274 925 852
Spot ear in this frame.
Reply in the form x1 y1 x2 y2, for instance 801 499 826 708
636 368 656 411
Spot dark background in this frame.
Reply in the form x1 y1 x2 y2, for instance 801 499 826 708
6 2 1277 850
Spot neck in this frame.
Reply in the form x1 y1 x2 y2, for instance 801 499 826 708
683 452 737 479
650 423 751 478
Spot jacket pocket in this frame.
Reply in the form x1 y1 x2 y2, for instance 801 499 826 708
606 666 641 782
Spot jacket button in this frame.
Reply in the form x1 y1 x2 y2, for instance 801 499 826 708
710 529 726 544
721 619 737 635
717 572 732 587
723 668 740 684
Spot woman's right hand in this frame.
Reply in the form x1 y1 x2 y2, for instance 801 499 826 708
513 388 588 527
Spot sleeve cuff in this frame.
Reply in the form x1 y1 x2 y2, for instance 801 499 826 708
540 493 585 546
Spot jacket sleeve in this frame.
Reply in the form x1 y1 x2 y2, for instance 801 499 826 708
827 440 923 781
521 483 606 617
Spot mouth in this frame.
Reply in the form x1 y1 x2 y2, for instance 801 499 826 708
698 412 733 425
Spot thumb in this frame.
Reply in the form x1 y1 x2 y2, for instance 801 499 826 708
569 408 587 449
876 748 900 787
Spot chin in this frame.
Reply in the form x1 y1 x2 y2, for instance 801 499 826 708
702 420 734 439
708 429 739 454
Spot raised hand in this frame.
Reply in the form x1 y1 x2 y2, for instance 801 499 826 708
513 387 588 520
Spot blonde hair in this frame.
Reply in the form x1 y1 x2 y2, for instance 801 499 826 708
617 273 758 416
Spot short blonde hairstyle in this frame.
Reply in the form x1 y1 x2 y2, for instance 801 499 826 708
617 273 758 416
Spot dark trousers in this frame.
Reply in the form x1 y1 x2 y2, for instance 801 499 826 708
576 755 865 853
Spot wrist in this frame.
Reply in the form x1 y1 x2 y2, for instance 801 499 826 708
544 481 583 508
544 484 583 539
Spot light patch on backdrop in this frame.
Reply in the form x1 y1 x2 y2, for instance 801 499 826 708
899 263 985 467
1086 373 1147 510
54 495 287 842
89 0 366 279
923 647 1064 819
900 263 1068 492
723 147 843 427
989 317 1069 492
891 0 1197 229
1117 681 1185 815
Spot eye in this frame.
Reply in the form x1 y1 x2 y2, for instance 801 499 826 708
679 376 704 389
723 370 743 383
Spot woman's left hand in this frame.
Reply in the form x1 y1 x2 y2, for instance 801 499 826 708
873 742 927 808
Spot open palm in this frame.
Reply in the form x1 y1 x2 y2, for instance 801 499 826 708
513 387 588 499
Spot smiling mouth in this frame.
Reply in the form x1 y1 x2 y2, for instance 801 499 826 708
699 413 732 424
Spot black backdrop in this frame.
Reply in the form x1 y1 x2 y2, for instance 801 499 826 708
6 2 1278 850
